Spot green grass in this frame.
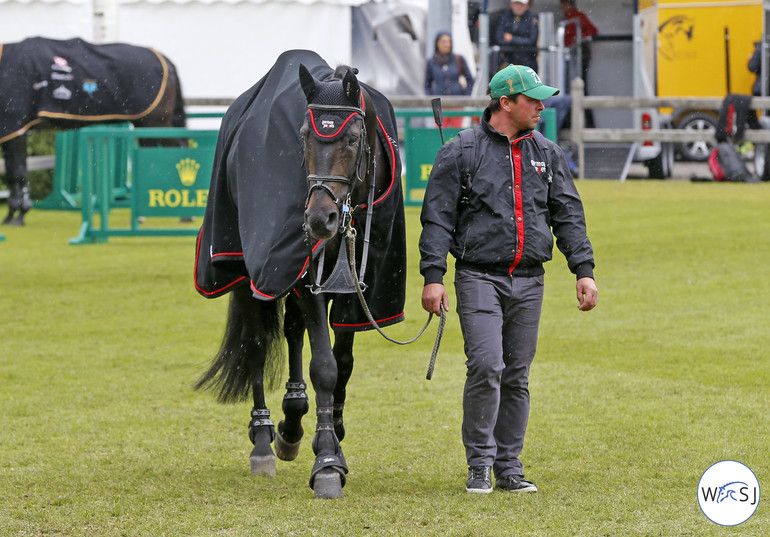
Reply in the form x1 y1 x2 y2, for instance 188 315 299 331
1 180 768 536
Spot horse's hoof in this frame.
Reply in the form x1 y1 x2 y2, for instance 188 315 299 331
249 453 276 477
312 469 343 499
8 217 24 227
274 431 301 461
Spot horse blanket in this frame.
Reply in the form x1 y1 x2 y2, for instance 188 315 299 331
0 37 169 143
194 49 406 332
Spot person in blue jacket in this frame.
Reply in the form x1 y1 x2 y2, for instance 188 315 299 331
425 31 475 98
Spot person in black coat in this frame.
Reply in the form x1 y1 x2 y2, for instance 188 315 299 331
419 64 598 494
494 0 539 72
749 41 767 96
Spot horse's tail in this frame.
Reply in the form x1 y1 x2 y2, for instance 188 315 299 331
195 292 285 403
165 56 187 128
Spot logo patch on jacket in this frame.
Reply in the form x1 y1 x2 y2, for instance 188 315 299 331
531 159 547 174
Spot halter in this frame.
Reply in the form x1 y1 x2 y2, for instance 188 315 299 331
304 103 371 225
302 100 377 295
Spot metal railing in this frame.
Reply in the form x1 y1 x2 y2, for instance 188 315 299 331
569 77 770 179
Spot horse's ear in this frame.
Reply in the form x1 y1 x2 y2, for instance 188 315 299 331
342 69 361 108
299 64 317 103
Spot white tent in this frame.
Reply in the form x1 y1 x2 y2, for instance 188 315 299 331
0 0 475 99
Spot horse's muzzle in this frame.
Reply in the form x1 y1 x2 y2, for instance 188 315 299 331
304 205 339 240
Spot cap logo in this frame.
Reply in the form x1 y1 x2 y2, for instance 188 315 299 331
506 78 516 93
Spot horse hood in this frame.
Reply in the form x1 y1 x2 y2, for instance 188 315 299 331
194 49 406 332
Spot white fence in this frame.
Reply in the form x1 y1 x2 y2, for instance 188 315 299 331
569 78 770 179
7 89 770 184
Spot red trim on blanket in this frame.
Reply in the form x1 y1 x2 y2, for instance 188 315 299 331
331 311 404 329
359 116 398 210
250 282 276 300
193 227 247 296
195 276 247 297
298 238 324 281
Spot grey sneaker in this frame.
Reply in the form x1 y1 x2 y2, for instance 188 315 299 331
466 466 492 494
496 474 538 493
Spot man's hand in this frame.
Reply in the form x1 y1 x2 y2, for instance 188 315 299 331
576 277 598 311
422 283 449 315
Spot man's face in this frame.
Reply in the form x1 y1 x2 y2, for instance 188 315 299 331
511 1 528 15
503 94 545 132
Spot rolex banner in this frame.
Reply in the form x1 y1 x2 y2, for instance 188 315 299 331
132 142 217 219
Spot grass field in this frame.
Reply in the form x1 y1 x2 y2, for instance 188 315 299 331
1 180 768 536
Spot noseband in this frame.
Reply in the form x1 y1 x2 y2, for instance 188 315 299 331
304 103 370 219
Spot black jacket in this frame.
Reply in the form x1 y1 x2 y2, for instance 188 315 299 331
494 9 539 71
419 108 594 285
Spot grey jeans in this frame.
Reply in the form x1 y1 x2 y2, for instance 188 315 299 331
454 268 545 478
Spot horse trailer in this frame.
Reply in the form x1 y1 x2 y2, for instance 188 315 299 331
639 0 768 164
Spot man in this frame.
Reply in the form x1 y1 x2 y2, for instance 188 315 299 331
494 0 539 73
419 64 598 494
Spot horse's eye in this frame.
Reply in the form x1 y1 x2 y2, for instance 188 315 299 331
347 135 358 147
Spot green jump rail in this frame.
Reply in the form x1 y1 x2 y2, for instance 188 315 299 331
67 124 218 245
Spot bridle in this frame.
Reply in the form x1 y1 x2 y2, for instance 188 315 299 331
301 86 446 380
304 103 371 231
302 98 377 296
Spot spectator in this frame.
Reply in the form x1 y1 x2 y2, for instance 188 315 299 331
749 41 766 96
425 31 475 127
559 0 598 126
494 0 539 73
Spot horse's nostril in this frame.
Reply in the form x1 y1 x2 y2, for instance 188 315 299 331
326 210 338 229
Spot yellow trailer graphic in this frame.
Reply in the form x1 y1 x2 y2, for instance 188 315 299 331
639 0 765 160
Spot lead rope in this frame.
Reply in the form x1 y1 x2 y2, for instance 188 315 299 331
344 227 446 379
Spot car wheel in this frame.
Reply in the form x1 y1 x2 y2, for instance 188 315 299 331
646 142 674 179
675 112 718 161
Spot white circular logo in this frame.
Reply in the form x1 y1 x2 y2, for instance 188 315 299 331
698 460 760 526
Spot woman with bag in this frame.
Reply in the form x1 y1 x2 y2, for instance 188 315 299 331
425 31 475 127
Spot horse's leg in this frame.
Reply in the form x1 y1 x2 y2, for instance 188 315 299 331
295 287 347 499
274 292 309 461
332 331 355 442
230 286 277 477
2 136 32 226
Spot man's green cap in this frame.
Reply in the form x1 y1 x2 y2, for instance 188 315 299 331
489 65 560 100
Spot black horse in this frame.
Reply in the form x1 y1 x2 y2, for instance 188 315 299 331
193 50 406 498
0 37 186 225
